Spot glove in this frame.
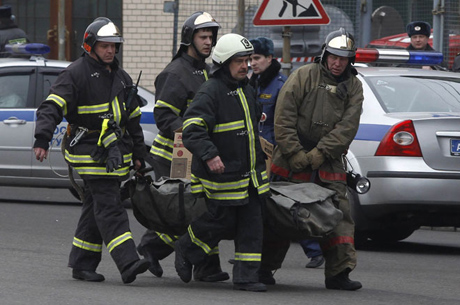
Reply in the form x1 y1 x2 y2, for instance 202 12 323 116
288 150 310 172
306 147 325 170
105 145 123 173
91 145 108 163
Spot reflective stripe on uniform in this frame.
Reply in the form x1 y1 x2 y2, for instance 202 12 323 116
213 120 245 133
156 232 179 248
129 106 142 119
155 100 181 116
150 134 174 161
77 102 110 114
47 94 67 116
107 232 133 253
73 237 103 253
234 252 261 262
188 225 212 254
183 117 208 131
73 165 130 176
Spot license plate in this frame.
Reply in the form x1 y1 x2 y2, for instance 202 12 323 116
451 139 460 156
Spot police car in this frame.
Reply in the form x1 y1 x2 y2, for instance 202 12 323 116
348 48 460 245
0 44 157 198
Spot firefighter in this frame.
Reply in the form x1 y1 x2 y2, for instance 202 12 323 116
263 28 363 290
138 11 229 282
33 17 150 284
174 33 270 292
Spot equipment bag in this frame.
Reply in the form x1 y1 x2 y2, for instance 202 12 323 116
129 176 208 236
265 181 343 240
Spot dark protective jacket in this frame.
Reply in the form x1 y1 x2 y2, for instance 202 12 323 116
0 24 28 57
150 53 209 165
182 70 270 205
34 55 145 181
249 59 287 145
271 61 363 182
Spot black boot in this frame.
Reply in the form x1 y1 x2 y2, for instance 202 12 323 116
325 268 362 290
258 269 276 285
137 244 163 277
233 282 267 292
121 259 150 284
72 269 105 282
175 238 193 283
305 255 325 268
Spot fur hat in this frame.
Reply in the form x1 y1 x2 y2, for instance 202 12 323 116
249 37 274 56
406 21 431 37
0 5 12 19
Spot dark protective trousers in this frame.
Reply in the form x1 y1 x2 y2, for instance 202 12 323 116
179 186 263 284
261 180 357 278
68 178 140 274
138 155 224 278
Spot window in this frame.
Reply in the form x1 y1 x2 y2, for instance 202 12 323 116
0 74 29 108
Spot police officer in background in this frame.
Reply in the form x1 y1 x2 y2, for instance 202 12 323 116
265 28 363 290
138 11 229 283
0 5 28 57
33 17 150 284
406 21 434 51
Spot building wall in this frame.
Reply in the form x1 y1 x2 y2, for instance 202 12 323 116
122 0 261 92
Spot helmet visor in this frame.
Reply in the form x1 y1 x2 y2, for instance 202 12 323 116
327 34 355 57
96 22 124 43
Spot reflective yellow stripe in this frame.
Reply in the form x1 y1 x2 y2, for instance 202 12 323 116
257 182 270 195
234 252 261 262
187 99 193 107
155 100 181 116
188 225 212 254
101 132 117 148
183 117 208 131
237 88 258 187
112 96 122 125
156 232 179 248
213 120 245 133
129 106 141 119
208 247 219 256
150 146 173 161
77 102 110 114
47 94 67 115
204 189 249 201
203 69 208 80
73 166 130 176
198 176 250 191
65 152 132 164
73 237 102 253
107 232 133 253
153 134 174 148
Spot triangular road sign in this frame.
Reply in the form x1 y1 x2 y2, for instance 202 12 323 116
253 0 330 26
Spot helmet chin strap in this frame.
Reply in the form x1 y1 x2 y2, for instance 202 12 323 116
191 42 209 60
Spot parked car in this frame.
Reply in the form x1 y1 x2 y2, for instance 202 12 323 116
0 44 157 198
349 60 460 246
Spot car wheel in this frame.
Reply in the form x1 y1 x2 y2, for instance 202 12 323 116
368 226 416 243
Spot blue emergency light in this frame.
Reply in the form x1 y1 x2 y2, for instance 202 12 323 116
5 43 51 55
355 48 443 65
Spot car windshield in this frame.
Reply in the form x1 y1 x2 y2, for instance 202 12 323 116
366 75 460 113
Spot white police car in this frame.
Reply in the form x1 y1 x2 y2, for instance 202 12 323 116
348 49 460 245
0 44 157 197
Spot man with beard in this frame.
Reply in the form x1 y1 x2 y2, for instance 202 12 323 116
137 11 229 283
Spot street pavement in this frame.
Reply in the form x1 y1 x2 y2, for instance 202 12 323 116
0 187 459 305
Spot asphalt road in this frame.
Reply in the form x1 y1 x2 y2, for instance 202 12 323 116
1 186 459 305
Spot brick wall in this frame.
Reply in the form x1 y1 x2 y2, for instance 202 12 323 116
122 0 261 92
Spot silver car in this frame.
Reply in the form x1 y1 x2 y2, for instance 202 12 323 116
0 49 157 197
349 66 460 245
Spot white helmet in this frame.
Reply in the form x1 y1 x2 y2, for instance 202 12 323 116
212 33 253 65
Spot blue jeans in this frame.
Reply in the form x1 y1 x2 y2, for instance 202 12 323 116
300 239 322 258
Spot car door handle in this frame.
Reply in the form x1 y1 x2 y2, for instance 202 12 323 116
3 117 27 125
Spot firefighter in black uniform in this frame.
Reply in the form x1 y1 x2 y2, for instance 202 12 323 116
0 5 28 57
137 12 229 282
33 17 150 284
174 33 270 292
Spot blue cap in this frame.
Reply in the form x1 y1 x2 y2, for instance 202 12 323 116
406 21 431 37
249 37 274 56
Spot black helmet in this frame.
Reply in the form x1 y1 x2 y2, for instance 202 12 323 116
180 11 219 47
321 27 356 64
82 17 124 55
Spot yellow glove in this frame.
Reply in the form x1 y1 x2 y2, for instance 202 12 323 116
288 150 310 172
306 147 325 170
